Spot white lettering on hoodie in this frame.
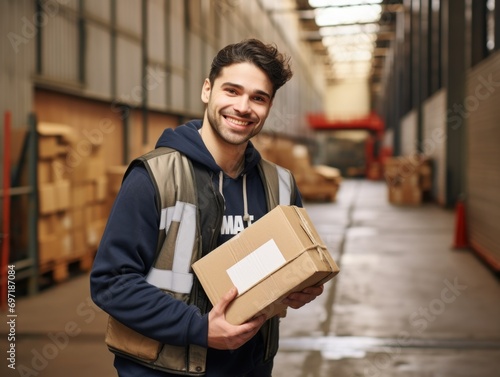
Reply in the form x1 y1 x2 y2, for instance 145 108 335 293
221 215 254 235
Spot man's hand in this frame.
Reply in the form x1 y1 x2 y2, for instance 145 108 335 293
208 287 267 350
281 284 324 309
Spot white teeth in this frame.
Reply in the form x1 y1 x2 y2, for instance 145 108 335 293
226 117 249 126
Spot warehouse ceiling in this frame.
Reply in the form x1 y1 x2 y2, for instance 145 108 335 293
291 0 402 98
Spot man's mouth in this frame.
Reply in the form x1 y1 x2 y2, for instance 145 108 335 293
224 116 252 127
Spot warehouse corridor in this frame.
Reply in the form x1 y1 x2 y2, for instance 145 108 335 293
2 1 500 376
4 179 500 377
274 180 500 377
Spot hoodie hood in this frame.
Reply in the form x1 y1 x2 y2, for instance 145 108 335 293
155 119 262 175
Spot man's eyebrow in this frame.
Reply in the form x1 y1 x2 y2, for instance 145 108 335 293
221 82 272 100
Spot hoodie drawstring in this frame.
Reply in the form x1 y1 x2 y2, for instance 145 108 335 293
218 171 251 228
242 174 250 227
218 171 226 209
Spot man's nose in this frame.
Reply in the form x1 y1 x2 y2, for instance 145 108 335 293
233 95 251 114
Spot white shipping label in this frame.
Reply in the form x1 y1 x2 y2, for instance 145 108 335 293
226 239 286 295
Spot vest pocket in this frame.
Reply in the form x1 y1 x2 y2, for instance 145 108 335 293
105 316 162 361
262 317 280 362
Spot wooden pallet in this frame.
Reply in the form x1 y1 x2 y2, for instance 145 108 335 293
39 249 96 283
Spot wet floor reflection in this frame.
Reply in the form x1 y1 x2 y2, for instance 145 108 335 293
279 335 500 361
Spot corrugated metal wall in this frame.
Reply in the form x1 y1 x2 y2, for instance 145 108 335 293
115 1 142 107
84 0 112 98
41 4 80 84
168 0 186 112
422 88 447 205
466 51 500 268
27 0 322 139
0 0 35 134
146 0 167 110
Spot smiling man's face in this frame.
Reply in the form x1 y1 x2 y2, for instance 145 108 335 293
201 62 274 146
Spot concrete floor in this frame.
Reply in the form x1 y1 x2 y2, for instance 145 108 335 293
2 179 500 377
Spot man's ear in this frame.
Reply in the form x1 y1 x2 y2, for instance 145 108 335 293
201 78 211 104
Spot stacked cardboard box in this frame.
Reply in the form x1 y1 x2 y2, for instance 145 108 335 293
37 123 74 266
291 145 342 202
252 135 342 202
37 123 109 280
384 155 432 205
105 165 128 215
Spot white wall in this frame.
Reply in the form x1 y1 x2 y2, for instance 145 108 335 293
400 109 417 156
324 79 371 121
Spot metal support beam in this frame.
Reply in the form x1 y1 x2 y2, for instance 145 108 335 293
444 0 467 207
122 106 131 165
141 0 148 147
27 113 39 295
469 0 488 67
165 1 172 109
35 0 43 75
495 0 500 51
78 0 86 84
110 0 117 99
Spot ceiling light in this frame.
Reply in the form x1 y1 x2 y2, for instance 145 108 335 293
309 0 383 7
315 5 382 26
322 33 377 46
319 23 380 36
329 49 373 61
327 44 375 57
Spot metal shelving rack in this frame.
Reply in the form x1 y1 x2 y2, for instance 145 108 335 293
1 112 39 308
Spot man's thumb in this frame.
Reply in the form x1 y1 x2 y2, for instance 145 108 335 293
217 287 238 311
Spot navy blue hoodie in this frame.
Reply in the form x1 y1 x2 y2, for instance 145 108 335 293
90 120 302 377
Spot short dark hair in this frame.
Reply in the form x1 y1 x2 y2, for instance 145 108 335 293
209 39 293 98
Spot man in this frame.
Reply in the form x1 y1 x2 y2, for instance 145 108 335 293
90 38 324 377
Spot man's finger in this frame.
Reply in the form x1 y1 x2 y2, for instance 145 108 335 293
216 287 238 313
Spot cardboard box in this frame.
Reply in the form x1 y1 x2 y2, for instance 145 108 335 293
107 166 127 195
38 137 60 160
39 183 57 215
38 161 53 184
192 205 339 325
388 184 422 205
87 219 107 248
72 228 88 255
54 180 71 211
94 176 108 202
38 122 73 159
38 215 57 241
71 208 85 228
71 185 87 208
39 235 59 264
